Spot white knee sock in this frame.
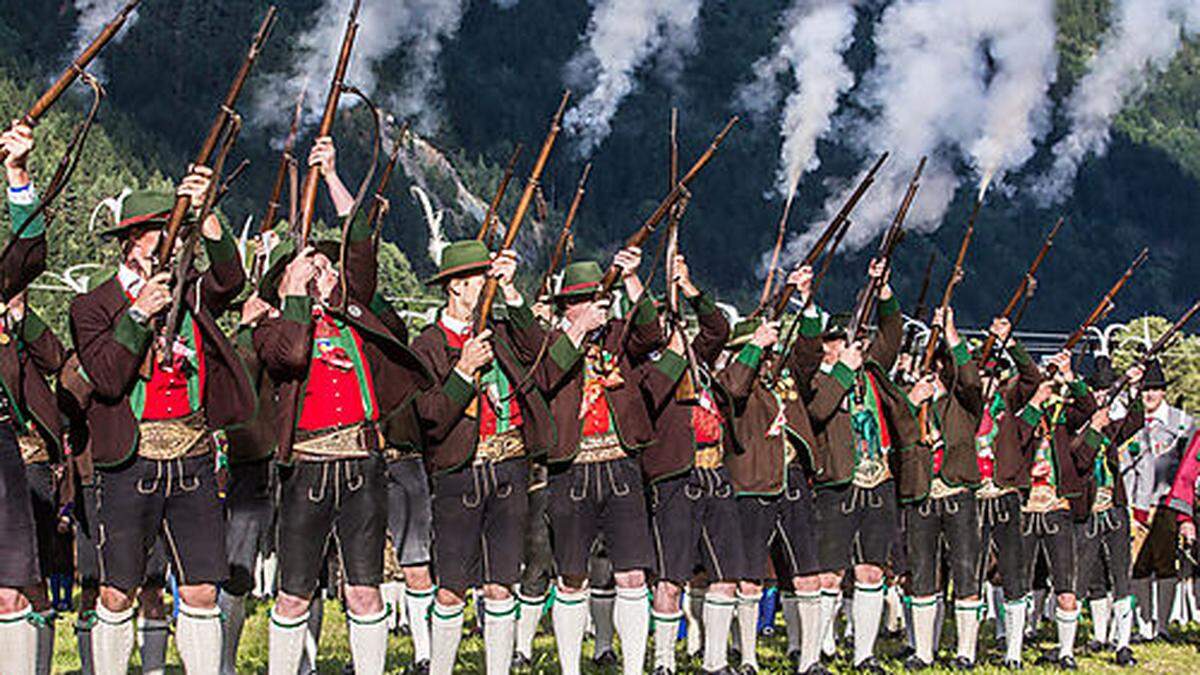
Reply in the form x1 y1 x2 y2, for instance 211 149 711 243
818 589 839 658
1113 595 1134 650
1056 606 1079 659
405 587 435 663
652 609 682 672
300 596 324 674
911 596 938 664
993 586 1008 641
515 592 547 660
552 589 589 675
268 608 309 675
76 614 96 675
591 588 617 657
797 591 822 672
614 586 649 675
483 596 516 674
852 582 884 666
218 592 246 675
33 610 54 675
1090 595 1112 646
686 588 704 657
0 606 36 675
347 606 389 675
92 604 134 675
737 592 762 669
954 599 983 665
1004 598 1026 664
176 601 223 675
139 617 168 675
701 594 736 671
781 592 801 656
393 582 409 630
429 601 465 675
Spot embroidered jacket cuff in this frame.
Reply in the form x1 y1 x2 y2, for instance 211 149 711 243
1018 404 1043 427
281 295 314 323
549 333 583 372
443 368 475 407
736 344 763 368
115 311 153 356
655 349 688 384
951 342 971 367
830 361 856 390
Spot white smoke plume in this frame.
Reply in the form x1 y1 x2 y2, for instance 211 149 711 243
564 0 704 158
254 0 466 135
736 0 861 199
775 0 1057 269
70 0 140 79
1033 0 1200 206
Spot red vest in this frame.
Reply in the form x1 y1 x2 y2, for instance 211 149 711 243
297 310 378 431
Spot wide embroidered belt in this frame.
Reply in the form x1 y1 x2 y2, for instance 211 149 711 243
294 423 378 462
474 429 525 465
19 434 49 464
929 477 968 501
138 413 208 461
694 444 723 470
1022 484 1068 514
1093 486 1114 514
852 455 891 490
575 432 627 464
975 479 1016 501
383 446 423 463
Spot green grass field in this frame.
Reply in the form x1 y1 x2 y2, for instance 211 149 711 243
48 598 1200 673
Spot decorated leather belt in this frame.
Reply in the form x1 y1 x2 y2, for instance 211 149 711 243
473 429 525 465
1022 484 1069 514
19 434 49 464
852 456 891 490
929 477 968 501
975 479 1017 501
694 444 723 470
383 446 423 463
575 432 627 465
294 423 380 462
138 413 208 461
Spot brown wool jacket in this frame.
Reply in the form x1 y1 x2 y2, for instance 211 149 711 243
535 297 667 465
806 295 922 500
722 313 822 497
222 327 278 464
922 339 985 490
987 341 1044 490
1012 378 1098 519
254 220 432 465
10 310 69 460
69 229 254 468
409 299 556 474
639 292 731 483
1071 400 1144 517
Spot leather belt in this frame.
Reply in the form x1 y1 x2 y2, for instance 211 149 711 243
575 432 627 465
294 423 380 462
19 435 49 464
474 429 524 465
384 446 423 463
694 444 723 470
138 412 208 461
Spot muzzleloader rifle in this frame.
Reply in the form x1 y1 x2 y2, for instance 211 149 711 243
477 144 524 245
262 85 306 234
537 162 592 300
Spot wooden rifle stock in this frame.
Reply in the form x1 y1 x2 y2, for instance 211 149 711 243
153 6 277 274
919 192 984 373
0 0 140 164
476 143 524 243
537 162 592 299
978 217 1064 366
848 157 926 342
474 92 571 334
598 116 739 296
298 0 361 246
1063 248 1149 352
770 152 888 321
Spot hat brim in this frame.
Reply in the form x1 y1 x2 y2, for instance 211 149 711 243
98 217 168 239
424 260 492 286
554 283 601 301
258 239 343 306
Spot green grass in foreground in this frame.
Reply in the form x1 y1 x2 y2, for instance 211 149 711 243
48 598 1200 673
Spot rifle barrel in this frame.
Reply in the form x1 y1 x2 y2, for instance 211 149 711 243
477 143 524 242
538 162 592 299
978 217 1064 365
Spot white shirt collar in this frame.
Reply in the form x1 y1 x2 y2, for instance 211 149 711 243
117 263 145 298
1148 402 1171 425
439 310 471 335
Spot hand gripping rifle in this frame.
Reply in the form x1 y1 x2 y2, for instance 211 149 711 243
847 157 926 344
477 144 524 245
597 116 739 297
0 0 140 165
473 92 571 334
537 162 591 300
297 0 361 246
768 152 888 322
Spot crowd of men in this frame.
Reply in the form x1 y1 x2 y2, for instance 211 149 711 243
0 115 1198 675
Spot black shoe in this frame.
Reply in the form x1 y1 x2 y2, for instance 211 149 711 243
894 645 916 660
1084 639 1105 654
801 665 831 675
855 657 886 674
511 652 531 670
738 665 758 675
1129 632 1147 645
953 656 976 671
406 660 430 675
592 649 618 667
904 655 932 671
1059 655 1078 670
1115 647 1136 667
787 650 801 665
1002 659 1023 671
730 648 742 665
652 668 675 675
1157 630 1181 644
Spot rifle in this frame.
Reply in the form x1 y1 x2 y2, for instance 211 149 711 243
537 162 591 300
756 189 799 317
1100 299 1200 409
153 6 277 274
367 125 409 239
919 192 984 374
769 152 888 321
1062 248 1149 353
848 157 925 343
474 92 571 333
297 0 361 246
977 217 1065 367
900 253 936 360
598 116 739 296
662 109 702 403
0 0 140 165
262 85 306 233
476 143 524 244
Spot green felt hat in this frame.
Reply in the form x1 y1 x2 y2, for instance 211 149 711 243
425 240 491 285
821 312 852 341
555 261 604 300
726 318 761 350
98 190 175 238
258 237 342 307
